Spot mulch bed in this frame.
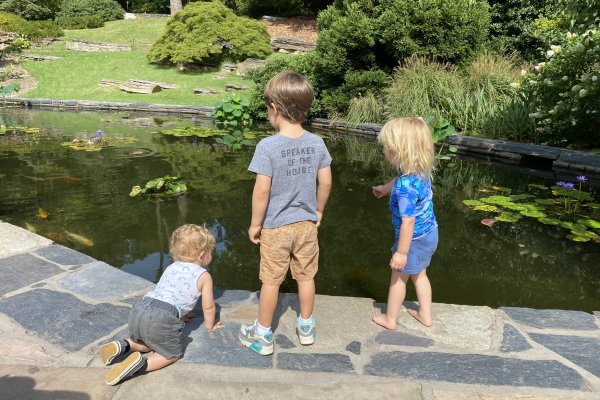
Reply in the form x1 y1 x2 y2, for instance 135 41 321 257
262 16 317 43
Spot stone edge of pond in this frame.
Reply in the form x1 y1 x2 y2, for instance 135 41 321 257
4 98 600 175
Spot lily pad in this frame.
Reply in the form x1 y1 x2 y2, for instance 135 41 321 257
538 217 560 225
584 202 600 210
528 183 548 190
463 199 485 207
576 218 600 229
480 218 497 227
496 212 522 222
535 198 555 205
510 194 535 200
474 205 498 212
520 210 547 218
480 195 513 205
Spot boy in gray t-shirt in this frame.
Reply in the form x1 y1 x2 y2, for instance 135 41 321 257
239 71 332 355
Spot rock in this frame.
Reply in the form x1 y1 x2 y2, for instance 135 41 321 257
236 58 266 76
271 36 316 52
119 81 161 94
66 40 131 52
225 83 249 91
124 12 136 19
194 88 224 95
20 55 61 61
213 63 237 79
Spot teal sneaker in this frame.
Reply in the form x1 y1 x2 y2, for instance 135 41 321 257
296 316 316 345
239 321 274 356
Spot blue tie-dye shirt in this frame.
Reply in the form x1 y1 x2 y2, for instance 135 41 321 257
390 174 437 239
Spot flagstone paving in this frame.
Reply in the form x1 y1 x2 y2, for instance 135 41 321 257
1 222 599 399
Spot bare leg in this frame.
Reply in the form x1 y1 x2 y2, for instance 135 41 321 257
408 269 433 327
373 270 409 330
126 339 151 353
297 279 315 320
145 352 178 372
258 283 280 328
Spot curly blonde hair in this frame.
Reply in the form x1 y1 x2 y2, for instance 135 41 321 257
169 224 215 263
377 117 435 178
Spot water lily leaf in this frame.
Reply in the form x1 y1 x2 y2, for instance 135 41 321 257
490 186 512 193
480 195 513 205
474 205 498 212
496 212 522 222
129 185 142 197
584 203 600 210
528 183 548 190
576 218 600 229
566 190 593 201
520 210 547 218
567 233 591 242
535 198 555 205
510 194 535 200
463 199 485 206
560 221 575 230
538 217 560 225
503 202 526 211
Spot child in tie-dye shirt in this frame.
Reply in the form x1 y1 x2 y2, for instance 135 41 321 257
372 117 439 329
98 224 223 385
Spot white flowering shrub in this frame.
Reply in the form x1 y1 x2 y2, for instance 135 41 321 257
521 29 600 147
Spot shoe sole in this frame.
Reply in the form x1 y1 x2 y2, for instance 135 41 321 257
105 352 142 386
297 330 315 346
100 341 121 366
239 328 274 356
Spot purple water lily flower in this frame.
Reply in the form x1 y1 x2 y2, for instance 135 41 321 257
91 136 100 142
96 130 103 135
564 182 575 190
555 181 566 188
191 117 199 122
576 175 588 182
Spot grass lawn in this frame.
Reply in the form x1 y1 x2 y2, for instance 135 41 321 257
20 18 254 106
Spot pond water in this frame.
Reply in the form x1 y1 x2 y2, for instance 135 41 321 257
1 108 599 312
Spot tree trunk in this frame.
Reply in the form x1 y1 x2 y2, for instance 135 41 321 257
170 0 183 15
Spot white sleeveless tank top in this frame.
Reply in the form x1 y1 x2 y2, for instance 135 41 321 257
145 261 206 318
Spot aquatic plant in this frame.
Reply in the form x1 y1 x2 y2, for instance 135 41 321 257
462 178 600 242
129 176 187 199
61 129 138 151
213 94 256 150
0 125 40 135
425 116 458 161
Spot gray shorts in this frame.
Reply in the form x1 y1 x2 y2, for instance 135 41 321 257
128 297 184 359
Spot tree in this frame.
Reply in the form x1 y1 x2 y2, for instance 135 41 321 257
169 0 182 14
0 0 61 20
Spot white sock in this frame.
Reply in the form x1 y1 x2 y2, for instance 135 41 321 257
255 321 271 335
300 315 313 324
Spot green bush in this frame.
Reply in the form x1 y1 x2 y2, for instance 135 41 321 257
57 0 124 22
521 30 600 148
0 12 63 40
0 0 61 20
57 15 104 29
147 1 271 68
247 52 325 120
321 68 389 113
487 0 562 61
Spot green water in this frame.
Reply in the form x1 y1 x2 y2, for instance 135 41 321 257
1 108 599 312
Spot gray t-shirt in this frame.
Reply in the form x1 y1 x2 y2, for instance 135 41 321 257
248 131 332 228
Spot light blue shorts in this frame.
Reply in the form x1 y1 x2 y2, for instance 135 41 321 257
392 227 438 275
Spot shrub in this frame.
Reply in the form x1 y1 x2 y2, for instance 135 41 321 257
57 0 124 22
345 93 385 124
320 68 389 113
0 0 61 20
148 1 271 68
521 30 600 148
487 0 561 61
0 12 63 40
57 15 104 29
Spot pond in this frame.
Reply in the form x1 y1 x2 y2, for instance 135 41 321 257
1 108 599 312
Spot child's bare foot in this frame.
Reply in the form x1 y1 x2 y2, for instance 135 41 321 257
407 309 432 327
372 313 397 330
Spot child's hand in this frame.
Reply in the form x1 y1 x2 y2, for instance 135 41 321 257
248 225 262 244
316 211 323 228
372 185 389 198
390 252 407 270
206 321 224 332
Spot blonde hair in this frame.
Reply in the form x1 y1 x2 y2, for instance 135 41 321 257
169 224 215 263
264 70 314 123
377 117 435 178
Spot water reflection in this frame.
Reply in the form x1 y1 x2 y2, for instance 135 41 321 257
0 108 599 312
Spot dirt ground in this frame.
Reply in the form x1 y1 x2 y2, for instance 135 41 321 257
262 16 318 43
0 58 36 97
